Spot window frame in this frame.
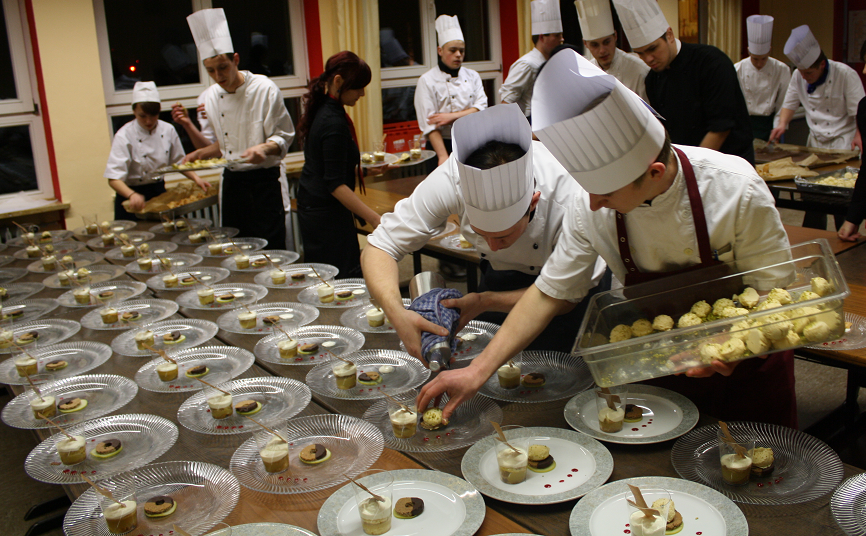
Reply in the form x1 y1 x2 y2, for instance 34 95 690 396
0 0 34 116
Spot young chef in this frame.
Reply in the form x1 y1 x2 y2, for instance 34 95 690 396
613 0 755 164
105 81 209 220
418 50 797 428
414 14 488 167
576 0 649 100
838 49 866 242
184 8 295 248
362 104 607 358
498 0 564 121
734 15 792 141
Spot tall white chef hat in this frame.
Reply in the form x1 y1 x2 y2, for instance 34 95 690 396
784 25 822 70
436 15 464 48
746 15 774 56
575 0 614 42
452 104 534 232
531 0 563 35
611 0 670 50
131 81 160 105
531 49 665 195
187 8 234 60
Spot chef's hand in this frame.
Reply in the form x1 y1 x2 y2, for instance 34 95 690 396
686 357 753 378
171 103 192 127
768 127 785 144
853 131 863 153
241 144 269 164
127 192 146 211
390 308 449 363
838 221 862 242
181 149 202 165
192 177 210 193
364 164 394 177
427 112 460 128
440 292 483 332
197 103 207 120
417 366 486 422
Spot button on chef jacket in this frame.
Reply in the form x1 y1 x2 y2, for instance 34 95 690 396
499 48 546 117
734 56 791 121
589 48 649 101
104 120 185 186
414 66 488 139
781 59 866 150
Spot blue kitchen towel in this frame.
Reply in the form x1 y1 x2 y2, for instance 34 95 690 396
408 287 463 357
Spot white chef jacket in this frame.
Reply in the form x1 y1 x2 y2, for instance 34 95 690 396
414 66 488 139
200 71 295 170
104 120 185 187
734 56 791 122
781 60 865 149
536 145 790 302
590 48 649 101
499 48 546 117
368 141 605 283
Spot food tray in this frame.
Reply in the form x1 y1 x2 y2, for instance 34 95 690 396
134 194 218 220
794 167 859 198
575 239 850 387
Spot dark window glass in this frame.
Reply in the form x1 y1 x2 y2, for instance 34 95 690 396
283 96 301 152
382 86 417 125
103 1 198 90
0 125 37 194
0 4 18 100
436 0 490 62
481 78 495 108
214 0 295 77
378 1 423 67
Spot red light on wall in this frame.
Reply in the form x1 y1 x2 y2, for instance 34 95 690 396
129 66 136 72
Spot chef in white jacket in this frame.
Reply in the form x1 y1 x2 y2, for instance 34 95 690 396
576 0 648 100
498 0 564 121
419 50 798 428
184 8 295 249
414 15 488 167
734 15 791 140
770 25 865 151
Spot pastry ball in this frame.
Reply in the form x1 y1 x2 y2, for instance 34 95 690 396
803 320 831 342
811 277 833 297
699 343 722 363
719 306 749 319
729 320 753 341
738 287 760 309
797 290 820 303
746 329 771 354
651 498 676 523
527 444 550 462
609 324 633 343
690 300 711 319
677 313 702 328
767 288 793 305
719 338 745 361
756 299 782 311
652 315 674 332
631 319 654 337
712 298 735 317
791 306 821 334
420 407 446 430
760 313 793 341
773 329 802 350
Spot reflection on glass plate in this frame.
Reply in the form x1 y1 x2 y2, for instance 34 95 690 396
57 280 148 308
145 267 230 291
297 278 370 308
340 299 409 334
9 230 74 246
305 350 430 400
400 320 500 363
254 263 339 289
104 241 178 261
832 473 866 536
171 226 239 245
0 341 112 385
86 230 155 249
220 249 300 271
0 318 80 354
110 318 219 357
216 302 320 335
26 251 105 273
13 241 85 259
194 237 268 257
439 234 476 252
2 282 45 302
807 312 866 351
134 346 255 393
124 253 203 274
79 299 179 330
42 265 126 288
1 298 59 324
0 267 27 285
254 325 365 366
0 255 12 267
478 351 594 404
175 283 268 311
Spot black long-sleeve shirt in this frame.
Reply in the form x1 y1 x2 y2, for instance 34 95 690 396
298 98 359 208
845 97 866 226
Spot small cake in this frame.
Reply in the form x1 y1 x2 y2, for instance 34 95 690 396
86 222 99 234
184 365 209 378
162 273 178 288
458 234 472 249
139 243 151 254
420 407 447 430
358 371 382 385
26 245 41 258
197 288 215 305
16 331 40 346
278 339 298 358
162 331 186 345
521 372 545 388
159 257 172 269
73 286 92 305
298 342 319 355
290 272 306 282
91 438 123 459
497 362 521 388
0 330 13 350
39 230 53 243
174 220 188 231
234 254 250 269
207 392 233 419
317 283 335 303
103 499 138 534
162 220 176 232
651 497 683 535
45 360 68 371
366 308 385 327
394 497 425 519
335 290 353 302
238 311 258 329
188 232 206 243
75 268 91 282
101 233 116 246
14 355 38 376
207 243 223 255
120 311 141 322
631 319 654 337
527 444 556 472
333 361 357 389
56 435 86 465
57 270 73 286
41 255 57 271
58 397 88 413
156 362 178 381
260 436 290 473
360 153 374 164
137 257 153 271
598 406 624 433
270 269 286 284
749 447 775 476
609 324 633 342
373 150 386 162
100 307 119 324
691 300 711 319
120 245 136 258
299 443 332 465
738 287 760 309
623 404 643 423
234 399 262 415
30 395 56 419
144 496 176 519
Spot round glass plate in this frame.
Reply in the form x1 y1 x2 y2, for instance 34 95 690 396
124 253 203 274
216 302 320 335
305 350 431 401
72 220 136 236
2 282 45 302
0 267 27 285
362 394 502 453
104 241 178 261
194 237 268 257
832 473 866 536
145 266 230 291
806 312 866 351
461 426 613 505
478 351 594 403
318 469 485 536
297 278 370 308
176 283 268 311
391 149 438 167
26 251 105 273
171 226 239 245
254 262 339 289
63 460 240 536
110 318 219 357
0 341 112 385
671 421 844 505
0 255 12 267
177 376 312 435
340 299 409 334
25 413 178 484
232 523 316 536
57 280 148 308
9 230 74 246
0 373 138 429
13 240 86 259
79 299 179 330
134 346 255 393
0 318 80 354
1 298 58 324
569 476 749 536
148 218 212 235
439 234 476 252
359 152 399 168
229 414 383 495
220 249 300 271
254 325 365 366
42 265 126 288
400 320 500 363
564 385 700 444
86 230 155 249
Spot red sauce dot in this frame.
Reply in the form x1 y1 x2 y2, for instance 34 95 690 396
642 425 647 427
624 531 631 534
571 468 578 472
303 478 308 482
559 480 564 483
544 484 551 488
445 432 451 436
632 428 639 431
567 474 573 477
423 437 429 442
757 482 764 487
696 533 702 535
436 435 441 439
91 471 96 474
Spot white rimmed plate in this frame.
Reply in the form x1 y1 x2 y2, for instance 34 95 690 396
13 240 86 259
216 302 320 335
26 251 104 273
72 220 136 236
104 241 178 261
42 265 126 288
297 278 370 308
832 473 866 535
399 320 501 363
171 226 239 245
254 262 339 289
1 298 58 324
79 299 179 330
134 346 255 393
220 249 300 271
0 318 80 354
0 267 27 285
194 237 268 257
254 325 365 366
439 234 476 252
176 283 268 311
305 350 430 400
2 282 45 302
807 312 866 351
145 266 230 291
86 230 155 249
478 351 594 403
340 299 409 334
124 253 203 274
0 341 112 385
57 280 148 308
148 218 212 235
110 318 219 357
9 230 74 246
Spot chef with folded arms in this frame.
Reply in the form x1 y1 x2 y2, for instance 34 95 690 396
419 50 798 428
362 104 607 359
576 0 649 100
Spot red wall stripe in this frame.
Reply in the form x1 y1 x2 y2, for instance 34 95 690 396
500 0 519 80
304 0 323 79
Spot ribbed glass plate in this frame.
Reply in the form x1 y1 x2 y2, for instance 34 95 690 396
134 346 255 393
171 226 239 245
72 220 136 236
2 282 45 301
216 302 319 335
1 374 138 429
0 318 80 354
26 251 104 273
104 241 178 260
177 376 311 435
478 351 594 403
297 278 370 308
832 473 866 536
230 414 383 494
13 240 85 259
63 460 240 536
0 255 11 267
147 218 211 235
254 325 365 366
340 299 410 334
363 394 502 453
111 318 218 357
124 253 203 274
145 267 230 291
9 230 74 246
176 283 268 311
86 231 155 249
42 265 126 288
194 237 267 257
305 350 430 401
57 280 148 308
400 320 501 363
254 262 338 289
0 341 112 385
0 267 27 285
25 413 178 484
232 523 316 536
80 299 179 330
806 312 866 351
671 421 843 505
1 298 58 324
220 249 300 271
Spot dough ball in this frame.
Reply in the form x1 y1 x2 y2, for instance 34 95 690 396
791 306 822 334
691 301 711 319
699 343 722 363
803 320 831 342
760 313 793 341
609 324 633 343
767 288 793 305
729 320 753 341
756 299 782 311
677 313 703 328
773 329 802 350
719 306 749 319
712 298 736 317
738 287 760 309
652 315 674 332
811 277 833 297
719 338 746 361
746 329 771 354
631 319 654 337
797 290 820 303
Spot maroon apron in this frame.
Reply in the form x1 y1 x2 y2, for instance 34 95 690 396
620 148 797 428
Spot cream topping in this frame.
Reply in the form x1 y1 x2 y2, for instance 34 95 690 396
56 435 86 452
317 284 335 298
598 407 625 423
358 496 392 521
30 395 55 411
332 362 357 376
156 362 177 373
628 510 666 536
497 364 521 378
721 453 752 470
497 446 528 469
103 500 137 520
259 436 289 463
207 393 233 409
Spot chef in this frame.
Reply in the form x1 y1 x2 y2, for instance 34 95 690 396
418 50 797 428
362 104 607 359
613 0 755 164
105 81 209 221
769 25 865 151
414 15 488 167
184 8 295 248
498 0 564 121
734 15 791 141
576 0 649 100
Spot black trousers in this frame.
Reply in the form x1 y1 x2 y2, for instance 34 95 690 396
221 167 286 249
113 181 167 221
297 201 362 278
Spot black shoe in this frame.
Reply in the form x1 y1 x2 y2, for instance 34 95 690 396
439 261 467 282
